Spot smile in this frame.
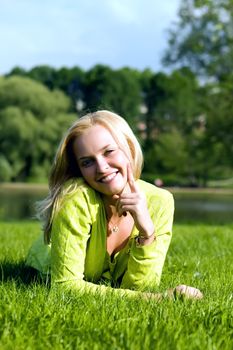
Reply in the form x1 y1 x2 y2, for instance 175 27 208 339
98 172 118 183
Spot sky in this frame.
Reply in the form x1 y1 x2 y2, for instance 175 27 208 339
0 0 180 75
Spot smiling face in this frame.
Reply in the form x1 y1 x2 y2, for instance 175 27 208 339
73 124 130 197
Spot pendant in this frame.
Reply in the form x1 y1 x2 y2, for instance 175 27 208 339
112 225 119 234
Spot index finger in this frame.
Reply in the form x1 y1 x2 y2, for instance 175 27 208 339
127 163 138 193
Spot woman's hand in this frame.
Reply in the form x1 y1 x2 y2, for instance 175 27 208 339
114 164 155 238
173 285 203 300
143 285 203 302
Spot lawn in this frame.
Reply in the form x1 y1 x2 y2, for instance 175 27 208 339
0 221 233 350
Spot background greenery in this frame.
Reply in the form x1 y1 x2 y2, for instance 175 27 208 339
0 221 233 349
1 0 233 186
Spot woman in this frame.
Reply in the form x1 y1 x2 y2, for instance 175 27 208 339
26 110 202 300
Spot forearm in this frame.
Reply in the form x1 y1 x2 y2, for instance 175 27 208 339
51 276 157 300
120 232 172 290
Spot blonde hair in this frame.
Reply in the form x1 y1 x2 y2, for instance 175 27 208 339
39 110 143 243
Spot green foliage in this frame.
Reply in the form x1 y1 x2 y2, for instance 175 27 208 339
7 65 86 111
163 0 233 81
161 0 233 185
0 75 71 119
0 76 77 182
27 65 57 90
0 221 233 349
156 128 189 174
2 61 233 186
83 65 142 125
0 156 12 181
140 68 201 140
204 82 233 164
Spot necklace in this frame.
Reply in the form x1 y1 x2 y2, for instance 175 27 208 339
107 216 122 235
109 223 119 234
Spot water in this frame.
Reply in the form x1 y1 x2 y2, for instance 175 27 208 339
173 191 233 224
0 186 47 222
0 186 233 224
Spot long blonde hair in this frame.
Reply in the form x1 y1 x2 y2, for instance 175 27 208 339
39 110 143 243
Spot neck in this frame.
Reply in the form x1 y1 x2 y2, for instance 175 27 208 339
102 196 118 220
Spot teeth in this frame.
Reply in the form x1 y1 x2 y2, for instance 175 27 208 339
100 172 117 183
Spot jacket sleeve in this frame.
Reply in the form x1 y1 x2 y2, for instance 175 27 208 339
120 190 174 291
51 189 140 299
51 189 92 285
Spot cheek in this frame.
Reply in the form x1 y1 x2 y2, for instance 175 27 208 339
79 167 93 181
116 153 129 173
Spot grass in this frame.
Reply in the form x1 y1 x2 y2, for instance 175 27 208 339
0 221 233 350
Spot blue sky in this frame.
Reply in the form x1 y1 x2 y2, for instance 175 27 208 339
0 0 180 74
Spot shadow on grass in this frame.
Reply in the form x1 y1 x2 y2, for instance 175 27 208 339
0 260 50 286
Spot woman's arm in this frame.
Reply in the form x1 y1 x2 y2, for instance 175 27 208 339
120 190 174 290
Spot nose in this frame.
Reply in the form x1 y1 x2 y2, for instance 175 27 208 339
96 156 109 173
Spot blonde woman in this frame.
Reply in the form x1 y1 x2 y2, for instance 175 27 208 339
26 110 202 300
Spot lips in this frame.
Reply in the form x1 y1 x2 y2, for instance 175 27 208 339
98 171 118 183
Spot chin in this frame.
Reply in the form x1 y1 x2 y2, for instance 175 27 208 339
102 188 122 196
101 183 126 196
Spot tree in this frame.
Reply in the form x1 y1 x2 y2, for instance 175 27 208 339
7 65 86 112
0 106 40 180
163 0 233 81
140 68 201 142
0 76 76 181
162 0 233 184
6 66 27 77
27 65 57 90
0 76 71 120
83 65 142 126
203 80 233 169
54 66 85 110
143 127 190 186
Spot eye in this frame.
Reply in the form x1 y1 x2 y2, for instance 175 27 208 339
80 158 94 168
104 149 115 156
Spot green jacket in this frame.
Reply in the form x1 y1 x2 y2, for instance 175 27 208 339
26 179 174 296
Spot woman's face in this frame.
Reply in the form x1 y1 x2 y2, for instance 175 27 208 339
73 124 130 197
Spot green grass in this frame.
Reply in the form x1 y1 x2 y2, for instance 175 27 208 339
0 221 233 350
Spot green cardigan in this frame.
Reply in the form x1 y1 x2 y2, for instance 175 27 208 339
26 179 174 296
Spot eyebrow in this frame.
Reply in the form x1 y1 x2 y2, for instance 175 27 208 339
78 144 114 161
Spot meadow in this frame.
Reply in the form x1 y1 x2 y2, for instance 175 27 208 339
0 221 233 349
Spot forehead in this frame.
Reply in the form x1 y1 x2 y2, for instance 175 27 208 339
73 125 117 157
